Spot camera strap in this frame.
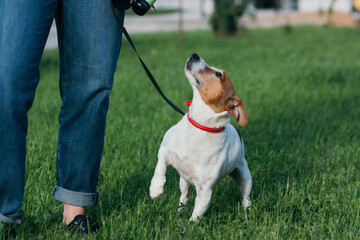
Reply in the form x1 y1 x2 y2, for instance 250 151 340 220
110 0 185 116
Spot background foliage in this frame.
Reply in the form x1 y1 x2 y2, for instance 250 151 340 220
210 0 252 34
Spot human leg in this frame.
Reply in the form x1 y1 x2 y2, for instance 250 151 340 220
52 0 124 223
0 0 57 224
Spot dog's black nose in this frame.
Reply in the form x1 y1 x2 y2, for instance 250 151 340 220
190 53 200 61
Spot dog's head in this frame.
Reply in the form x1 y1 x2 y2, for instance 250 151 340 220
185 53 247 127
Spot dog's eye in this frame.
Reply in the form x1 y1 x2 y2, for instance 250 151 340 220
195 77 202 86
215 72 222 78
231 105 236 110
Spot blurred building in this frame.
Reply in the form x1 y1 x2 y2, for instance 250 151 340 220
254 0 357 12
249 0 360 26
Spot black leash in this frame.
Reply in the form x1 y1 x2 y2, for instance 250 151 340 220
110 0 185 116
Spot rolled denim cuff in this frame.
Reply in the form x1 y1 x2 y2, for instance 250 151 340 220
53 185 98 207
0 211 24 225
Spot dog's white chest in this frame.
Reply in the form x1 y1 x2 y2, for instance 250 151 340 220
161 117 243 185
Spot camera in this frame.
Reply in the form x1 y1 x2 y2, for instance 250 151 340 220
113 0 156 16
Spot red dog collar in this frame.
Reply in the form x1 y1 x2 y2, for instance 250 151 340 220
186 101 225 133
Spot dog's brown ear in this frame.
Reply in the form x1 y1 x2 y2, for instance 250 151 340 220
228 97 247 127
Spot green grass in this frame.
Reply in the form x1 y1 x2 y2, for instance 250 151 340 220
17 26 360 239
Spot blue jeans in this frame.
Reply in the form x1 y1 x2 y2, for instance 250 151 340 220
0 0 124 224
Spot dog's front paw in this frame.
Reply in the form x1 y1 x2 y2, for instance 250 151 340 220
149 186 163 199
242 197 251 209
149 177 166 199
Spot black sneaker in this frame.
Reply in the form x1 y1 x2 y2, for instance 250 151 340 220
66 215 100 235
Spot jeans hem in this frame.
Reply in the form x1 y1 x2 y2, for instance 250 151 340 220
53 185 98 207
0 211 24 225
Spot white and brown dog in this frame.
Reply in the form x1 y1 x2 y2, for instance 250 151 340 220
149 53 252 222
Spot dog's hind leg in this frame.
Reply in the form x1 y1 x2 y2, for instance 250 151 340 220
150 147 168 199
178 177 191 211
230 158 252 209
190 186 212 222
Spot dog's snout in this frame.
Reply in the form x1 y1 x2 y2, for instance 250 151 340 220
190 53 200 61
186 52 206 72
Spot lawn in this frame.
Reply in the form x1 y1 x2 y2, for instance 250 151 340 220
18 26 360 239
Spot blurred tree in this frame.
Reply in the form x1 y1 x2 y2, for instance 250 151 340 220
210 0 252 35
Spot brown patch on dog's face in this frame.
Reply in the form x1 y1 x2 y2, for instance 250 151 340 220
196 67 248 127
